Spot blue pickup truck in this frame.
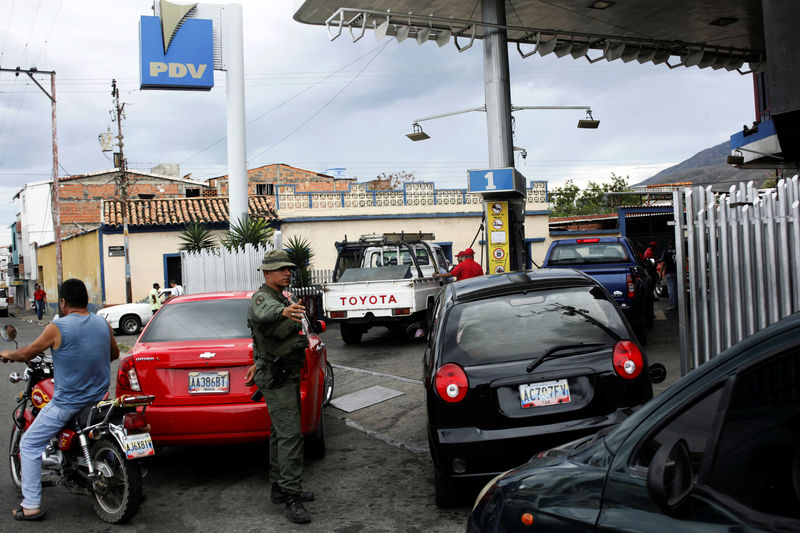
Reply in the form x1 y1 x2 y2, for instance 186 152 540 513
542 237 654 344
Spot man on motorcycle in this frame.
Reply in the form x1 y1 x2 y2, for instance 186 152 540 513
0 279 119 521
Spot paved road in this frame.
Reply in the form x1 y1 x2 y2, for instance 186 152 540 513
0 299 681 531
0 314 468 532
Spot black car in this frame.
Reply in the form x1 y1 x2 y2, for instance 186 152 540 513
468 311 800 532
423 269 663 507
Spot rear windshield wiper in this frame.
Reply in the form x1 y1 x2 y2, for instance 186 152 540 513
526 342 606 373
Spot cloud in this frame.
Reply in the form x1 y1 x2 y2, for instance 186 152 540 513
0 0 756 224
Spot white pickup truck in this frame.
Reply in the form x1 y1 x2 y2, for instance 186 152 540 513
322 233 449 344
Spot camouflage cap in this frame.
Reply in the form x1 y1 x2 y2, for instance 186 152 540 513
258 250 296 271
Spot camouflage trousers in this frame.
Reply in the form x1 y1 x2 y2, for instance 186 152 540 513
254 363 304 494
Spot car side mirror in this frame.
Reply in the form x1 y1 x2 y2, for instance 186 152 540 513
647 437 693 512
649 363 667 384
1 324 17 342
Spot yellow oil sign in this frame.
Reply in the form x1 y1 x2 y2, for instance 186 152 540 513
487 201 511 273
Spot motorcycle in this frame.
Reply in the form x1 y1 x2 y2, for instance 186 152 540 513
3 324 156 523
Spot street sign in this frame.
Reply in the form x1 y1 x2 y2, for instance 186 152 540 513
467 167 526 196
108 246 125 257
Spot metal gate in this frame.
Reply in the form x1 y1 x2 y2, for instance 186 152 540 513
180 243 274 293
674 176 800 375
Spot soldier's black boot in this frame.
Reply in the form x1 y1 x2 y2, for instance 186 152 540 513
285 496 311 524
271 482 315 504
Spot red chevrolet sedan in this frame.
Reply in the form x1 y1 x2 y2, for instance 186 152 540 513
115 291 331 457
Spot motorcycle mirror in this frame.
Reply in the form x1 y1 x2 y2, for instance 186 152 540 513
1 325 17 342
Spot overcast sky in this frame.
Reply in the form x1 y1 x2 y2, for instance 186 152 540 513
0 0 756 242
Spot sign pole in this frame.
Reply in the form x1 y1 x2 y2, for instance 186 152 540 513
222 4 249 225
481 0 525 272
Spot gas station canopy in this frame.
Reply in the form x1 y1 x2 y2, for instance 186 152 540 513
294 1 765 72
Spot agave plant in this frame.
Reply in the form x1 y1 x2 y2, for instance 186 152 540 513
178 222 216 252
220 216 274 250
285 235 314 287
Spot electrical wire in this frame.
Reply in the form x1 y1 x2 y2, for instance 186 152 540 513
179 41 397 166
247 40 391 166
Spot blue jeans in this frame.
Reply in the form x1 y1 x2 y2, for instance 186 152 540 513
20 401 80 509
34 300 44 319
666 273 678 307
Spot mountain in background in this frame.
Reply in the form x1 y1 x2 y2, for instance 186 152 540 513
634 141 775 190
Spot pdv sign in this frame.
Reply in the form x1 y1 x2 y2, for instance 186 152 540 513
139 15 214 90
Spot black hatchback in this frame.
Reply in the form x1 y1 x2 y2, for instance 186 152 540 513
467 311 800 533
423 269 661 507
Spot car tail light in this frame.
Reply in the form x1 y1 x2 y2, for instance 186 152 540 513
434 363 468 403
124 412 148 430
329 311 346 319
613 341 643 379
577 238 600 243
117 357 141 392
392 308 411 316
626 274 635 298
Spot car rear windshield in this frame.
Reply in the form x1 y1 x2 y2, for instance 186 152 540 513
548 242 630 265
442 286 628 366
140 299 251 342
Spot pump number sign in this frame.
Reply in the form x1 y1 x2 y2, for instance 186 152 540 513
468 167 525 196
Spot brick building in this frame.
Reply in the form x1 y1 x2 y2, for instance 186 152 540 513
206 163 355 196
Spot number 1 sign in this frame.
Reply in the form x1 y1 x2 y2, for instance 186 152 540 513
467 168 525 196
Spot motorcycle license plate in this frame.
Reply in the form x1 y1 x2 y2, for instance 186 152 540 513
188 371 229 394
519 379 571 408
123 433 155 460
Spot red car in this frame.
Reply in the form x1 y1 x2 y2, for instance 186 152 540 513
115 291 332 456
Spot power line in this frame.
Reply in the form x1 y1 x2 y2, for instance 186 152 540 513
247 41 391 165
177 41 403 166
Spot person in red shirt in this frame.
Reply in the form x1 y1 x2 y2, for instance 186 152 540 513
33 284 47 320
434 248 484 281
643 241 658 260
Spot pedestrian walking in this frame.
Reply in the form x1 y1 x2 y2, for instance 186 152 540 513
243 250 315 524
658 242 678 310
33 284 47 320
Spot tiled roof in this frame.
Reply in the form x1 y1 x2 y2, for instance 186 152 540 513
103 197 277 227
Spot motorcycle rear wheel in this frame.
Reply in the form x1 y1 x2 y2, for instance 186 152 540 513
90 438 143 524
9 425 23 492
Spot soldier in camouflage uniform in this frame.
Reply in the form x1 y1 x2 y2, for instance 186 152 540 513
244 250 315 524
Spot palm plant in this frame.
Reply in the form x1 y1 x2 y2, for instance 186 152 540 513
285 235 314 287
178 222 216 252
220 217 274 250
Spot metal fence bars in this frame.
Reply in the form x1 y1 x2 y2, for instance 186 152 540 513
181 243 274 293
674 176 800 374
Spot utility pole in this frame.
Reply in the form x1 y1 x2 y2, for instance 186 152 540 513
111 79 133 303
0 67 62 286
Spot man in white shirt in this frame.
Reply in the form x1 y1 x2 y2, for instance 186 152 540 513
169 280 185 298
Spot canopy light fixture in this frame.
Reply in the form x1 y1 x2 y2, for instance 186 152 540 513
577 110 600 129
324 8 760 75
406 123 430 141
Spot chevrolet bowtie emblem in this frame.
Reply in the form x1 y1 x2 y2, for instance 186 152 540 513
199 352 215 359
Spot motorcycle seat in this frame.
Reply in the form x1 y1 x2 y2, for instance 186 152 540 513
72 403 114 429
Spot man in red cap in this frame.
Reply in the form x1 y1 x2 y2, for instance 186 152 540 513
643 241 658 260
434 248 484 281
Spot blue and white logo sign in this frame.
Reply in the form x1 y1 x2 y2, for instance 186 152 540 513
139 4 213 90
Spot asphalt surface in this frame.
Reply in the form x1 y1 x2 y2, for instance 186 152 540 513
0 298 682 531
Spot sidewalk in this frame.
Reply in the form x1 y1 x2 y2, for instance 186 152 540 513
10 307 49 325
